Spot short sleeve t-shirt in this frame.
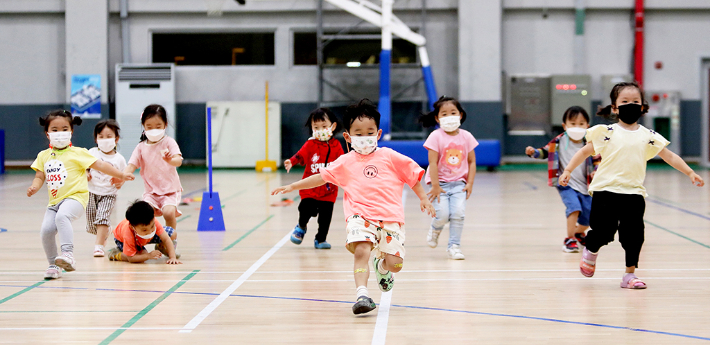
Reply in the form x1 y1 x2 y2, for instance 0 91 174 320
557 135 588 195
128 136 183 195
88 148 127 196
586 123 669 197
423 128 479 184
320 148 425 224
113 219 166 256
31 146 98 208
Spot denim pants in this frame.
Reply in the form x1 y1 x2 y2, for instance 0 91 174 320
430 181 466 248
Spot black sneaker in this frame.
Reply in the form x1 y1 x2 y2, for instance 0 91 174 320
352 296 376 315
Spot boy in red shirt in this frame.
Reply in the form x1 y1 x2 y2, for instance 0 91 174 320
283 108 344 249
107 200 181 264
273 99 435 315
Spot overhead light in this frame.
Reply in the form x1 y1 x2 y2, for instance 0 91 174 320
346 62 361 68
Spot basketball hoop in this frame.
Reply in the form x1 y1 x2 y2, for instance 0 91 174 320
205 0 226 16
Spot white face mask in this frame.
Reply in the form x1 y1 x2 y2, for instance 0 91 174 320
350 135 378 155
145 129 165 142
97 138 116 153
49 132 72 149
136 229 156 240
566 127 587 141
439 116 461 132
313 127 333 142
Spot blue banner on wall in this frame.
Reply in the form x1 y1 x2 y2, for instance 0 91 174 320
70 74 101 118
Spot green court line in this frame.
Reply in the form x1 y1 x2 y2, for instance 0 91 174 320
645 220 710 249
0 282 44 305
222 215 275 251
98 270 199 345
176 214 192 224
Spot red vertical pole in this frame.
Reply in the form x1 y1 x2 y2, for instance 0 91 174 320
634 0 644 87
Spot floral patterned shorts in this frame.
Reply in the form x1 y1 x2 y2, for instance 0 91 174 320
345 215 405 259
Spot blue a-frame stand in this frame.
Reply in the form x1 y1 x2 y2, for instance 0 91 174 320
197 107 226 231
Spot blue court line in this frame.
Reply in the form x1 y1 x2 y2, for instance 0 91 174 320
522 182 538 190
3 283 708 341
0 228 6 233
647 198 710 222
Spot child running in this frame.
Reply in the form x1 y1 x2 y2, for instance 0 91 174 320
560 82 704 289
28 110 134 279
107 200 181 264
87 119 127 257
419 96 478 260
124 104 183 232
526 106 599 253
272 99 435 315
283 108 344 249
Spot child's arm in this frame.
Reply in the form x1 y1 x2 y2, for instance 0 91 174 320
525 145 548 159
463 150 476 199
163 152 183 167
158 231 182 264
126 250 162 263
412 181 436 217
658 148 705 186
91 160 135 181
426 149 444 203
27 170 45 197
124 163 137 174
271 174 327 195
559 142 595 186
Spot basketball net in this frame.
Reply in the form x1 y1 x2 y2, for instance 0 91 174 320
205 0 226 16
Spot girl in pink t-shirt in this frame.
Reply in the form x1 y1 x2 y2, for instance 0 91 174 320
420 96 478 260
124 104 184 231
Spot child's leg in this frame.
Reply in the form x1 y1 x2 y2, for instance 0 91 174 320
94 195 117 247
315 201 334 243
40 207 59 266
96 225 110 246
617 194 646 274
447 183 467 248
566 211 581 238
431 186 450 232
353 241 373 287
54 199 83 254
557 186 583 238
297 198 316 230
585 192 622 253
162 205 178 229
380 253 404 273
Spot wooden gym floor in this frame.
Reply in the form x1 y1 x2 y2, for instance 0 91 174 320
1 165 709 344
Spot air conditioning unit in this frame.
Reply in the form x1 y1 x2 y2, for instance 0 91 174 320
115 64 176 159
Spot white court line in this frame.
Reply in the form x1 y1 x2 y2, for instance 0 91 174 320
372 291 392 345
3 268 710 275
178 231 291 333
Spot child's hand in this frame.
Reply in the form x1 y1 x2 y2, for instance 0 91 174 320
420 199 436 217
559 170 571 186
122 172 135 181
87 172 92 182
271 184 294 195
149 250 163 260
464 183 473 199
111 178 125 190
166 258 182 265
27 185 38 197
284 159 292 173
427 184 444 203
525 146 536 157
689 172 705 187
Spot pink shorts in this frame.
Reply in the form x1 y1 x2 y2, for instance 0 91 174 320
143 192 183 217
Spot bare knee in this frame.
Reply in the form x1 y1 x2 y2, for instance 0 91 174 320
384 255 404 273
353 242 372 260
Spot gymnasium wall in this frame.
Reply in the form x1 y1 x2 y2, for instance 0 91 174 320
0 0 708 161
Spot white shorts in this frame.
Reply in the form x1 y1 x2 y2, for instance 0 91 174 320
345 215 405 259
143 191 183 217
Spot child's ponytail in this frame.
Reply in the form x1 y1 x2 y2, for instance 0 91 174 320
596 104 616 121
598 81 649 122
38 110 82 131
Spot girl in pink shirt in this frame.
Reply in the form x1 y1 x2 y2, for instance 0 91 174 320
124 104 184 231
420 96 478 260
272 99 435 315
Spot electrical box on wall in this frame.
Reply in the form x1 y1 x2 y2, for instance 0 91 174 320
601 75 633 102
550 75 591 125
508 75 551 135
645 91 681 155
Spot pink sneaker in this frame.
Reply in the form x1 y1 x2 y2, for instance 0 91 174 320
54 252 76 272
621 273 647 289
44 265 62 280
580 248 597 277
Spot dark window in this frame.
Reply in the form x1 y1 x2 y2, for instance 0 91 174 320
294 32 416 66
153 33 274 66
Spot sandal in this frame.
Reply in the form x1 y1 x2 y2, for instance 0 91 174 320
621 273 647 289
580 247 597 277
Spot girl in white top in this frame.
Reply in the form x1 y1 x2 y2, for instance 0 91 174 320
86 120 127 257
560 82 704 289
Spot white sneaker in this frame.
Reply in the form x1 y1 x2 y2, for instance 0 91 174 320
426 228 442 248
44 265 62 280
447 245 465 260
54 252 76 272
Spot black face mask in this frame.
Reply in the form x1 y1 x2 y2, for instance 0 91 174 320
617 103 643 124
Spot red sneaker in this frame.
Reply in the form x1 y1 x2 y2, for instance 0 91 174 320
563 237 579 253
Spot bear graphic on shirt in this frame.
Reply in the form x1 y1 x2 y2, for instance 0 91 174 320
443 144 464 170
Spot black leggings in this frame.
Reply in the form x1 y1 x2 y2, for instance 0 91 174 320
298 198 335 243
586 191 646 268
